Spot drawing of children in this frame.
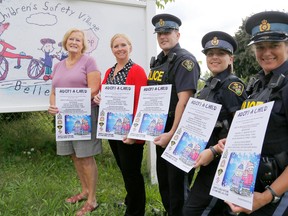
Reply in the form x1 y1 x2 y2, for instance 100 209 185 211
56 42 68 61
121 117 131 135
154 117 164 136
230 163 244 194
179 143 194 166
81 118 89 135
241 161 255 196
73 120 81 135
40 38 55 81
147 119 156 135
113 118 122 134
190 144 200 161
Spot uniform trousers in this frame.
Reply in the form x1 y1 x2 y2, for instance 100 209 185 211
156 145 185 216
109 140 146 216
183 159 233 216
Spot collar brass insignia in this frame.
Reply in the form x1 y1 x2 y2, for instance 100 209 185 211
259 19 271 32
211 37 219 46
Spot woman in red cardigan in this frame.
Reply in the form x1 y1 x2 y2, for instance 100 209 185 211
94 33 147 216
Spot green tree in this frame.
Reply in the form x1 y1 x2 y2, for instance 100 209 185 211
233 17 261 80
156 0 175 9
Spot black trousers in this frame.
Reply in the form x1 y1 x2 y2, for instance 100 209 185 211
109 140 146 216
183 159 232 216
156 145 185 216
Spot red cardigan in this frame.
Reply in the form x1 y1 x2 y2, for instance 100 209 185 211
101 63 147 116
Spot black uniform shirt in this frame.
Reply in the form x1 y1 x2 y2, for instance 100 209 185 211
251 60 288 155
151 43 200 93
149 43 200 122
198 69 247 147
198 70 247 122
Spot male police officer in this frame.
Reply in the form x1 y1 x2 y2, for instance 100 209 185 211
149 13 200 216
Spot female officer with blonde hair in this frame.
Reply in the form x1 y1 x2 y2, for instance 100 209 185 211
183 31 247 216
222 10 288 216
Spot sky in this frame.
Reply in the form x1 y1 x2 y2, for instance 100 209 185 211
157 0 286 73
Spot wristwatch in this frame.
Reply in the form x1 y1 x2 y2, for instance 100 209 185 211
265 185 281 203
209 146 220 159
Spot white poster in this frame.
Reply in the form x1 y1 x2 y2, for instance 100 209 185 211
128 84 171 141
97 84 134 141
55 87 91 141
210 101 274 210
161 97 222 172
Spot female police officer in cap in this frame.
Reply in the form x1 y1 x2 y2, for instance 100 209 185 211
182 31 247 216
218 11 288 216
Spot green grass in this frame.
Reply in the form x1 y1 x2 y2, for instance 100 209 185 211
0 113 164 215
0 141 164 216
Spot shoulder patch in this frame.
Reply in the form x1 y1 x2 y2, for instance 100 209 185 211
228 82 244 96
181 59 194 72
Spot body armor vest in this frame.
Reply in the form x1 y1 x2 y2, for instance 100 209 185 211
242 73 286 109
148 50 188 116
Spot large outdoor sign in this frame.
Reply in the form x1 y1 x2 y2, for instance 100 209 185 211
0 0 155 113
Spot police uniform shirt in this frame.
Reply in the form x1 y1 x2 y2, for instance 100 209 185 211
151 43 200 93
250 60 288 155
186 70 246 211
170 43 199 93
198 69 246 122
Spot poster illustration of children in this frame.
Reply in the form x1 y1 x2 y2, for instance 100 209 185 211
173 132 206 164
154 117 164 136
121 117 131 135
190 143 201 161
241 161 255 196
230 163 244 194
65 115 91 137
113 118 122 134
138 113 168 137
106 112 133 136
73 120 81 135
147 119 156 135
81 118 90 135
179 143 194 166
222 152 259 197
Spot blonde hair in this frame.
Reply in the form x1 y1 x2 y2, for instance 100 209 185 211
110 33 132 49
62 28 88 54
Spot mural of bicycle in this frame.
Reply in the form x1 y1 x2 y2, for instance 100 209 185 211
0 40 47 81
27 58 45 79
0 40 34 81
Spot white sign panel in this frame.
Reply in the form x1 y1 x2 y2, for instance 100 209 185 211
97 84 134 140
55 87 91 141
128 84 171 141
210 101 274 210
0 0 154 113
161 97 222 173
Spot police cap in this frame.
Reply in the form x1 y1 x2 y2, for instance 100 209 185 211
201 31 237 54
245 11 288 45
152 13 182 33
